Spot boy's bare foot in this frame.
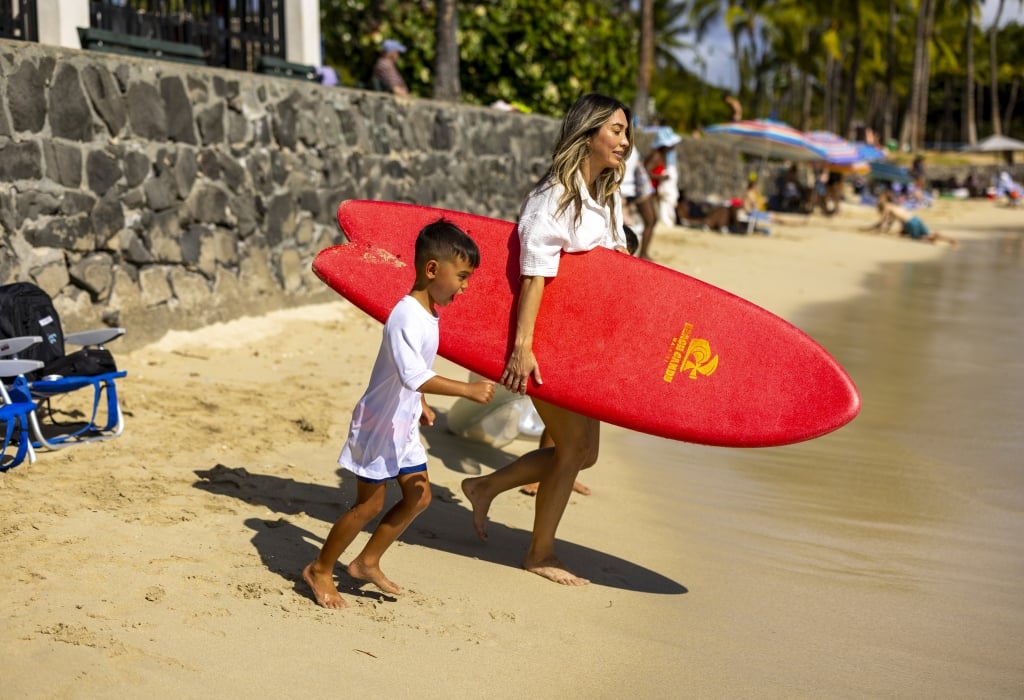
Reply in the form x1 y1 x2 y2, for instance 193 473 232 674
519 480 592 497
346 560 401 595
460 477 491 542
524 556 590 586
303 561 348 609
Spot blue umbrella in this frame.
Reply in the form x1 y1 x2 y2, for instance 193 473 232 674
853 142 887 162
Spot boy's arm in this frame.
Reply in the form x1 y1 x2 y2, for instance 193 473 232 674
418 375 495 404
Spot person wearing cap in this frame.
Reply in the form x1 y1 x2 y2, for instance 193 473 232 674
373 39 409 96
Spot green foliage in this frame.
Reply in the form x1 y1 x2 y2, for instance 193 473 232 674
320 0 637 116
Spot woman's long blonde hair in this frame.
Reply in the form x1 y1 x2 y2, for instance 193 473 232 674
538 93 632 228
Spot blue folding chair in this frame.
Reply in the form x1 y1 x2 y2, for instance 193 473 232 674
0 358 45 470
0 330 127 450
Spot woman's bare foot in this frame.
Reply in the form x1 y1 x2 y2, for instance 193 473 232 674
461 477 491 542
524 556 589 586
519 480 592 497
303 561 348 609
346 559 401 595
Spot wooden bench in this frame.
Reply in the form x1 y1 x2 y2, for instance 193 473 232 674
77 27 206 66
256 55 319 82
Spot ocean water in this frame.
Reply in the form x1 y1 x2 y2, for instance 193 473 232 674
612 231 1024 695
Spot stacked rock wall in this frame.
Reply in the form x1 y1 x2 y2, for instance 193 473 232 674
0 40 560 348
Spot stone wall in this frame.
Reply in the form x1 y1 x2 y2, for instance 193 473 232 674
0 40 561 349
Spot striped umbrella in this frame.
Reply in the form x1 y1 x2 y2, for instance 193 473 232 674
703 119 826 162
805 130 861 165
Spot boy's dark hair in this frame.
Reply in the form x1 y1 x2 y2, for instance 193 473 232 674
415 218 480 269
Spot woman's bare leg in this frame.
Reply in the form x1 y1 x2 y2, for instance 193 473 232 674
519 428 591 496
462 398 599 585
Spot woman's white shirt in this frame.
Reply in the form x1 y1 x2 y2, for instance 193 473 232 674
518 174 627 277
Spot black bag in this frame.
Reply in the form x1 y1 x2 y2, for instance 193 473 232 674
0 282 65 375
39 347 118 379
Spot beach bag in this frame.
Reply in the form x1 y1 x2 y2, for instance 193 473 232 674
0 282 65 375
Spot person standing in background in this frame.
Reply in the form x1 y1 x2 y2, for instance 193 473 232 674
372 39 409 96
645 127 682 230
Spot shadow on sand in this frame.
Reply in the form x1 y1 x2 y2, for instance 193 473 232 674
193 411 687 598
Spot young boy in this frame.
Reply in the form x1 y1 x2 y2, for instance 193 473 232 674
303 219 495 609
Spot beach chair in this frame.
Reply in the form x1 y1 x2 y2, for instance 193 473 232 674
0 330 127 450
0 356 45 470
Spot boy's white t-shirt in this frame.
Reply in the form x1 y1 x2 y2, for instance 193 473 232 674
338 295 438 481
518 174 627 277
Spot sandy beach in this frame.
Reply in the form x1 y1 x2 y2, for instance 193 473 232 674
2 198 1021 698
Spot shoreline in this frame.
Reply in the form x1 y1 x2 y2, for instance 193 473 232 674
2 198 1019 698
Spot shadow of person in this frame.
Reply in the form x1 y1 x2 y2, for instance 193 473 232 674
194 459 687 595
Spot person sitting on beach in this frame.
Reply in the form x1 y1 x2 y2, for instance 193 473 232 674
862 192 957 246
996 171 1023 206
677 191 737 232
303 220 495 609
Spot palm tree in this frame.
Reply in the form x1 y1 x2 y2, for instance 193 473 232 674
963 0 980 145
635 0 654 124
433 0 459 102
988 0 1007 134
899 0 937 150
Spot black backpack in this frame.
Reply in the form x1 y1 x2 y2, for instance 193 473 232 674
0 282 118 380
0 282 65 370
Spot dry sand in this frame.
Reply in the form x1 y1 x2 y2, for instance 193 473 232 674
1 198 1018 698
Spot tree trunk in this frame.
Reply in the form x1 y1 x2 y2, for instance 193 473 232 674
432 0 460 102
899 0 935 150
964 7 977 145
842 2 863 138
634 0 654 124
915 0 938 148
989 0 1006 135
1004 75 1020 130
882 0 896 144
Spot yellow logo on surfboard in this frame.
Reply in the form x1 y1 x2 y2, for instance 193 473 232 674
663 323 719 383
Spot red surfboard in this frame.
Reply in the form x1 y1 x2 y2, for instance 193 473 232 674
314 200 860 447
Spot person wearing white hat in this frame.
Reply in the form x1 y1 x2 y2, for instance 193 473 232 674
373 38 409 95
643 126 683 247
643 126 684 231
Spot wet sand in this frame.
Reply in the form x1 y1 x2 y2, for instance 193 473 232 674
2 199 1022 698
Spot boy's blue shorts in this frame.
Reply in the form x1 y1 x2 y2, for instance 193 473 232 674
904 216 930 239
357 463 427 484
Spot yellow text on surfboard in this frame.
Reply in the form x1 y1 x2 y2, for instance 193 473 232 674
663 323 720 383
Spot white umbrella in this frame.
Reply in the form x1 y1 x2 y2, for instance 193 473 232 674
962 134 1024 164
963 134 1024 152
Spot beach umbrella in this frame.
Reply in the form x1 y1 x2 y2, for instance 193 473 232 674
804 130 861 165
703 119 826 162
853 141 887 162
962 134 1024 164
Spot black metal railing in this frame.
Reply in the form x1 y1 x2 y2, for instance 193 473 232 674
88 0 286 71
0 0 38 42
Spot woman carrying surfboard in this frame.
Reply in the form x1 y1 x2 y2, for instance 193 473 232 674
461 93 633 586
